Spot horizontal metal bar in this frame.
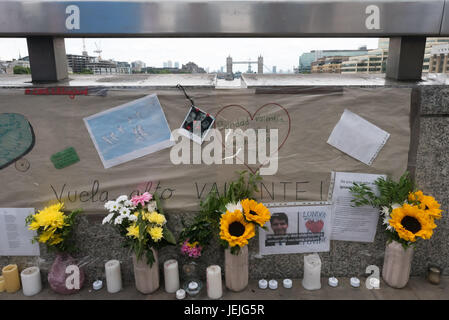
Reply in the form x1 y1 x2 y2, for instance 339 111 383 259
0 0 446 37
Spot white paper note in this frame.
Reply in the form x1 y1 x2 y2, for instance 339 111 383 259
0 208 40 256
327 109 390 165
331 172 385 242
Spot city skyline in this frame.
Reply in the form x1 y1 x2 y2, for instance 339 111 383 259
0 38 379 73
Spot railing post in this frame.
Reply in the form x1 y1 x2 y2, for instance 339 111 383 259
386 36 427 81
26 37 68 82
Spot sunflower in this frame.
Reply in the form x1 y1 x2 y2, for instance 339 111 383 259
241 199 271 227
220 210 255 247
418 195 442 219
408 191 442 219
389 204 436 242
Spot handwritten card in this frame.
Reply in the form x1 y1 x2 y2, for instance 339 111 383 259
327 109 390 165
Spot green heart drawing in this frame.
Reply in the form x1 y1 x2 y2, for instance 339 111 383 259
0 113 35 170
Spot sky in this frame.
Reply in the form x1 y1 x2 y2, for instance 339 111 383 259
0 37 380 72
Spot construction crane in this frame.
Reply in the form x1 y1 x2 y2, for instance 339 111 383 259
94 41 102 60
82 38 88 56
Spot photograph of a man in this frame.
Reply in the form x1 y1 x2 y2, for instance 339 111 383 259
270 212 289 235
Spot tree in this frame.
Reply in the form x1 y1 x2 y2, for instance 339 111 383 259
13 65 31 74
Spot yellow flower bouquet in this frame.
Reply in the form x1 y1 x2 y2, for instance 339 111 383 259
350 172 442 248
26 202 82 253
102 192 176 266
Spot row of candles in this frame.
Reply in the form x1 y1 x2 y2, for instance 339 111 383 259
0 259 224 299
0 253 442 296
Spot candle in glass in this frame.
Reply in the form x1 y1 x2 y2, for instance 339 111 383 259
105 260 122 293
164 259 180 293
302 253 321 290
20 267 42 296
206 265 222 299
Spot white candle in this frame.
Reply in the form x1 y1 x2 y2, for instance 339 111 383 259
105 260 122 293
20 267 41 297
163 259 180 293
206 265 222 299
302 253 321 290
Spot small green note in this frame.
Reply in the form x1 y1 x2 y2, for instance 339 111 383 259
50 147 80 169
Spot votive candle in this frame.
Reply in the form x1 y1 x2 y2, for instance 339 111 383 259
206 265 223 299
20 267 42 296
302 253 321 290
105 260 122 293
164 259 180 293
2 264 21 293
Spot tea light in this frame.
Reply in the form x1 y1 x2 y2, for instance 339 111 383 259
93 280 103 291
302 253 321 290
164 259 180 293
105 260 122 293
369 277 380 289
258 279 268 289
189 281 198 290
0 276 5 293
20 267 42 296
428 267 441 285
269 280 278 290
176 289 186 299
328 277 338 287
206 265 222 299
350 277 360 288
2 264 21 293
184 280 202 297
283 279 292 289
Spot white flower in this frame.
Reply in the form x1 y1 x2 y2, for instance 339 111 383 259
381 206 390 216
147 201 157 212
104 201 116 211
383 215 394 231
114 215 124 225
119 207 131 216
225 201 243 213
102 213 114 225
391 203 402 210
116 195 128 203
128 214 138 222
124 200 134 208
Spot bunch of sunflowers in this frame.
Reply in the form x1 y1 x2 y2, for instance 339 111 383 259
179 171 270 256
350 172 442 248
102 192 176 266
219 199 271 253
26 202 81 253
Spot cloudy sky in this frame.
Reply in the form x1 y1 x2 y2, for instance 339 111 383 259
0 37 380 72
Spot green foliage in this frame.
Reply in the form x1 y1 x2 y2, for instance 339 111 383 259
349 172 414 209
179 171 262 253
77 69 93 74
349 172 415 248
13 65 31 74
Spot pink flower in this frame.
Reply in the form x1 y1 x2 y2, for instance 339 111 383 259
131 192 152 207
181 240 202 258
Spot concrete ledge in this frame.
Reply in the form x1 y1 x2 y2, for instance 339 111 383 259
1 277 448 300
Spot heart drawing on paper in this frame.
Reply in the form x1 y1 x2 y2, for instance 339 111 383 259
0 113 35 170
305 220 324 233
214 103 291 174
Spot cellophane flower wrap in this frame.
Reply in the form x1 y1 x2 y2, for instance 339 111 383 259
350 172 443 248
102 192 176 266
179 171 271 255
26 202 82 253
